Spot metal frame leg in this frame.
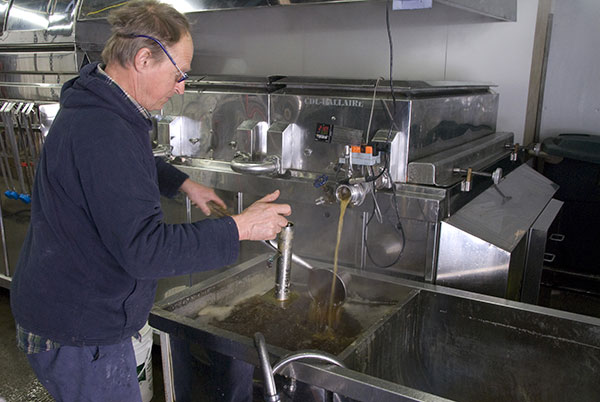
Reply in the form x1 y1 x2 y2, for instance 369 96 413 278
0 198 10 278
159 331 176 402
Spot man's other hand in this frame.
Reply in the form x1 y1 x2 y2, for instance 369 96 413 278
179 178 227 216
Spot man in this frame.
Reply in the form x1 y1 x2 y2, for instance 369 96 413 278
9 1 290 401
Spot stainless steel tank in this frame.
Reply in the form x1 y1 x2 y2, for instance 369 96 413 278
150 254 600 401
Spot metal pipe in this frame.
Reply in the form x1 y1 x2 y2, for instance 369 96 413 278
272 350 346 374
158 332 176 402
0 200 9 276
262 239 348 305
22 104 38 190
261 239 314 271
237 192 243 215
275 222 294 301
230 153 279 176
270 350 346 401
3 106 27 196
361 211 368 269
15 105 34 195
31 106 46 156
253 332 280 402
254 333 346 402
186 196 192 288
0 127 12 196
0 103 18 198
453 167 503 184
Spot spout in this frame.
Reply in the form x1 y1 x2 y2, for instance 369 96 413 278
335 182 370 206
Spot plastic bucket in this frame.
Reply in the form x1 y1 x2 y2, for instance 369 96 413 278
133 322 154 402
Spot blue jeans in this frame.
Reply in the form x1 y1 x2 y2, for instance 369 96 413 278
27 339 142 402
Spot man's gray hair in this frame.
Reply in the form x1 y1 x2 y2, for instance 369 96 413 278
102 0 190 68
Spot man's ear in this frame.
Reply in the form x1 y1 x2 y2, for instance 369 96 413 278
133 47 153 73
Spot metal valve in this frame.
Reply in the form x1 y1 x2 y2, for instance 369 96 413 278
453 167 503 192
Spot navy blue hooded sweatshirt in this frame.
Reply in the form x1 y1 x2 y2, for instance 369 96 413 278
10 62 239 346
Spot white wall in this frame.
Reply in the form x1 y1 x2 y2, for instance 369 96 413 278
187 0 540 144
539 0 600 140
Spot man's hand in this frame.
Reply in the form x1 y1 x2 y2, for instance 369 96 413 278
232 190 291 241
179 178 227 216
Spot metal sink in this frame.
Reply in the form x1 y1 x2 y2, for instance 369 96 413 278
150 254 600 402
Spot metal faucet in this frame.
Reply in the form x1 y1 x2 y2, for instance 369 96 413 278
254 332 346 402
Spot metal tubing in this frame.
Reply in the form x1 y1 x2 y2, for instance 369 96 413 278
0 128 12 194
21 104 38 191
0 200 9 276
262 239 314 271
15 105 34 195
237 191 243 215
3 105 27 196
31 107 46 156
253 332 280 402
262 239 348 305
254 332 345 402
275 222 294 301
272 350 346 374
158 332 176 402
230 153 279 176
0 103 17 194
361 211 368 269
185 196 193 288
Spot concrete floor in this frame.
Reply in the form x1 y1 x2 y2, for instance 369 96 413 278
0 287 169 402
0 287 54 402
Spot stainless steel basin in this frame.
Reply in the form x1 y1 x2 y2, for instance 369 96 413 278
150 254 600 402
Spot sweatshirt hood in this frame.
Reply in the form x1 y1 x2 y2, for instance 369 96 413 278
60 62 151 129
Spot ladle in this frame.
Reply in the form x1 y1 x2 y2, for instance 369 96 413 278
207 201 347 306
